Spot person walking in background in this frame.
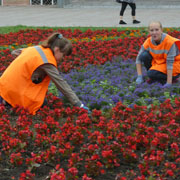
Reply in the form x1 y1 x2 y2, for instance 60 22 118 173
119 0 140 25
0 32 90 114
135 21 180 87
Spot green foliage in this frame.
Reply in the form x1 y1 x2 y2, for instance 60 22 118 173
48 82 59 96
0 25 146 34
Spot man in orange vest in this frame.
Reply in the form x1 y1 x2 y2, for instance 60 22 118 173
135 21 180 87
0 33 90 114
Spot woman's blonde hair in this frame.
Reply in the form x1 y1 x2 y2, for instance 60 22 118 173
41 32 72 56
148 21 163 30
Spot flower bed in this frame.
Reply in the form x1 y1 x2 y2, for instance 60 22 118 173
57 58 180 111
0 28 180 180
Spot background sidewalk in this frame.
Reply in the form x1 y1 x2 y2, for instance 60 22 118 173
69 0 180 8
0 2 180 28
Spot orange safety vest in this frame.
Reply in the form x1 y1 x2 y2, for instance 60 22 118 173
143 34 180 76
0 46 57 114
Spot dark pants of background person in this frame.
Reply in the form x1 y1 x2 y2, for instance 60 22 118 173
120 2 136 16
139 50 180 84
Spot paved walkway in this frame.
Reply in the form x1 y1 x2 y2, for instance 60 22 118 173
0 5 180 27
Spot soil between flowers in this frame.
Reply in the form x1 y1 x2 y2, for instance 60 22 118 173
0 161 135 180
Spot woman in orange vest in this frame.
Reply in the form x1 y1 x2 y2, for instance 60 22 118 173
135 21 180 87
0 32 90 114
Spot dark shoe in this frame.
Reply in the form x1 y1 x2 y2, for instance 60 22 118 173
119 20 127 25
172 78 179 84
133 20 140 24
146 78 154 84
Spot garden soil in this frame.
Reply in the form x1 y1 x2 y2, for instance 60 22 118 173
0 158 137 180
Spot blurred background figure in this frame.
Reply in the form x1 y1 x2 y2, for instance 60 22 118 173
118 0 140 25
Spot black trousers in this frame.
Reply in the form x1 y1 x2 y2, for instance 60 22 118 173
0 96 11 107
139 50 180 84
120 2 136 16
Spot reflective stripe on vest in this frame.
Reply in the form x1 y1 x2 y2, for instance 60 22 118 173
145 47 169 55
34 46 48 63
